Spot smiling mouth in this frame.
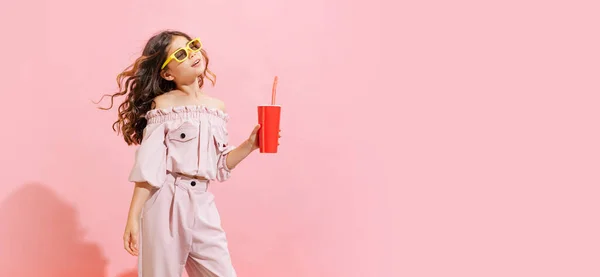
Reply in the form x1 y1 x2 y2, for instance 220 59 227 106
192 59 201 67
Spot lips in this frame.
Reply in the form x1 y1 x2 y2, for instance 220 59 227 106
192 59 201 67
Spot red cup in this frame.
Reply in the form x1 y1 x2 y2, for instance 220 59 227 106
257 105 281 153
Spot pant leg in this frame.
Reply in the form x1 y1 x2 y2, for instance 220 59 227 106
185 191 237 277
139 182 188 277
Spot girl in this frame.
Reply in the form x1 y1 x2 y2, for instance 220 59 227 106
101 30 276 277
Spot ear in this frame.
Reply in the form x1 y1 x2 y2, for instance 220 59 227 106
161 70 175 81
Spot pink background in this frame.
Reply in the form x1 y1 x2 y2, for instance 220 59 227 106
0 0 599 276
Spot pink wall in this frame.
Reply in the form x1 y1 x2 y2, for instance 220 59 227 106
0 0 599 276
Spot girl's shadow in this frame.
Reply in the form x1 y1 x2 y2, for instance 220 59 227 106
0 183 136 277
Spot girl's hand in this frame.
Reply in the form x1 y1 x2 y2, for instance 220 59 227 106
246 124 281 152
123 218 140 256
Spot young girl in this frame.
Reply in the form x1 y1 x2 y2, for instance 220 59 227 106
101 30 276 277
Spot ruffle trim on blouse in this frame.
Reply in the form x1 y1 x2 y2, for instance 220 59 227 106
145 105 229 123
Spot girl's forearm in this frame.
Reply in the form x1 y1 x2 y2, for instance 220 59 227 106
127 182 153 222
225 139 255 170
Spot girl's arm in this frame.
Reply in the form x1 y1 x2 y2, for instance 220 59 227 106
225 139 256 170
225 125 260 170
123 182 153 256
127 182 153 221
224 124 282 170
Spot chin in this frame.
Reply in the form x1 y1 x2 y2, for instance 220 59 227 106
194 66 205 75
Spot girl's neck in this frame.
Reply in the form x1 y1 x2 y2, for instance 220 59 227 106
177 79 203 98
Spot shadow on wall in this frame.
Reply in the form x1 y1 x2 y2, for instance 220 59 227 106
0 183 137 277
115 270 138 277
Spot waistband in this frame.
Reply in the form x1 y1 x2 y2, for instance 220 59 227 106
166 172 210 193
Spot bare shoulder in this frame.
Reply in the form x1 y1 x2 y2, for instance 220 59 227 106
208 97 227 112
152 93 177 109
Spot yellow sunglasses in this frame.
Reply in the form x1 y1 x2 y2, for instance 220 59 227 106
161 38 203 69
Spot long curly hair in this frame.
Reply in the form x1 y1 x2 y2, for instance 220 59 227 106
97 30 216 145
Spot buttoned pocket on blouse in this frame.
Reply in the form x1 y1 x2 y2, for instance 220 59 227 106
166 121 200 172
168 122 198 143
212 125 229 153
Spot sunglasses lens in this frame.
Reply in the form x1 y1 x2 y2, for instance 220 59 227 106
189 39 202 51
174 49 187 61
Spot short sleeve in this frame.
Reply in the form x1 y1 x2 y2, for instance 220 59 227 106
216 145 236 182
128 122 168 188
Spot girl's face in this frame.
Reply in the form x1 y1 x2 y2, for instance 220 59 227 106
161 36 206 84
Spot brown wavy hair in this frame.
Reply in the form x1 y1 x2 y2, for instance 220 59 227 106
96 30 216 145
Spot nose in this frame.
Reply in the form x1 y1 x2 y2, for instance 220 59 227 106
189 50 198 60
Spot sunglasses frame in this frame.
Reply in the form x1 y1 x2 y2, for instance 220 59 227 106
161 38 203 69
